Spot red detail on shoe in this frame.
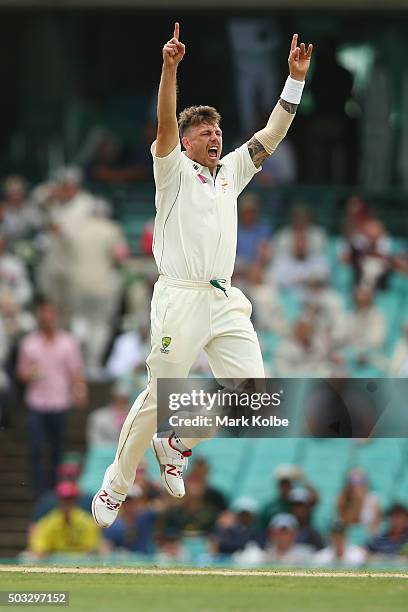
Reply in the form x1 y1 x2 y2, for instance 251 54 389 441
166 464 182 478
168 434 192 457
98 490 121 511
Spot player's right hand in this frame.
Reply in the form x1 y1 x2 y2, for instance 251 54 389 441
163 22 185 68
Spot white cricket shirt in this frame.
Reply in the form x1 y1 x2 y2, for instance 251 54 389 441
150 141 261 281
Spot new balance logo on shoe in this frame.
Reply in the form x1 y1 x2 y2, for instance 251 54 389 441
151 433 192 498
166 464 182 478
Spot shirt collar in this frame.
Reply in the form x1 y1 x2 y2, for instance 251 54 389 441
183 152 222 180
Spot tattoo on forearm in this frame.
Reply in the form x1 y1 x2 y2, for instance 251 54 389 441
279 98 298 114
247 137 270 168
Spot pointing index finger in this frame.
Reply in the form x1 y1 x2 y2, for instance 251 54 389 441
173 22 179 40
291 33 298 52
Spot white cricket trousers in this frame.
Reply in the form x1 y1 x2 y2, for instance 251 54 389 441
107 275 265 496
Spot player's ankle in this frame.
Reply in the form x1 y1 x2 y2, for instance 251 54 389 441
168 432 191 454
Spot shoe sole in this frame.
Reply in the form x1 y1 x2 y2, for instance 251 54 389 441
151 438 184 499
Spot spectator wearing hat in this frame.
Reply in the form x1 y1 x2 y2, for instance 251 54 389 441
17 300 87 495
260 476 292 530
210 497 263 556
28 481 101 558
101 484 158 555
288 487 325 550
313 521 366 567
259 465 310 529
264 513 314 565
366 503 408 557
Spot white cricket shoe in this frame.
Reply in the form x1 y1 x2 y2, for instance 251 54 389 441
92 468 126 528
151 433 191 498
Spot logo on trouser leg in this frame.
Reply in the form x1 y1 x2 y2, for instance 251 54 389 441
161 336 172 354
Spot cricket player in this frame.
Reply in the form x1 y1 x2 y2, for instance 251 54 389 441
93 22 313 527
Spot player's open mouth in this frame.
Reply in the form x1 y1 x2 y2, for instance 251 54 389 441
208 147 218 159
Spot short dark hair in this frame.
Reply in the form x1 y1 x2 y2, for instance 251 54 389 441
387 503 408 516
178 105 221 137
35 296 58 311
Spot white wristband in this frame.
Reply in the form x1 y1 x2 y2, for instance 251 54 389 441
280 76 305 105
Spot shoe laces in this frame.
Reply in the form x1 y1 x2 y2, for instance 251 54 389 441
106 498 121 511
99 490 122 511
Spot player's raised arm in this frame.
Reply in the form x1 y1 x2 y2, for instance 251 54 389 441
247 34 313 168
155 22 185 158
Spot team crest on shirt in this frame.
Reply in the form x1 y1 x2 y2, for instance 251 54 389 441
161 336 172 354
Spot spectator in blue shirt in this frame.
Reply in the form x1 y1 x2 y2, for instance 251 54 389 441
102 484 158 555
210 497 263 556
366 503 408 557
236 193 271 274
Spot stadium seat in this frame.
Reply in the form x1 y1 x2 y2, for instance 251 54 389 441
79 445 117 495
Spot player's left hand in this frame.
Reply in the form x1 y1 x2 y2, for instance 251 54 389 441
288 34 313 81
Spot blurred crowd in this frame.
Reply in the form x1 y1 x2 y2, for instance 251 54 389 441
21 456 408 568
1 132 408 567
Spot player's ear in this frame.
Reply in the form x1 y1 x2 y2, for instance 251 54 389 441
181 135 190 150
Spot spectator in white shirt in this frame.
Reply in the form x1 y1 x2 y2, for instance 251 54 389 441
337 286 385 360
301 270 346 331
263 513 314 565
87 380 130 447
270 230 329 293
314 521 366 567
275 315 330 376
245 263 289 336
63 208 129 376
342 217 392 291
0 175 43 246
105 329 144 379
48 166 101 228
273 206 328 256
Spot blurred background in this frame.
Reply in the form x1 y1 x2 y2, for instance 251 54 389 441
1 1 408 569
